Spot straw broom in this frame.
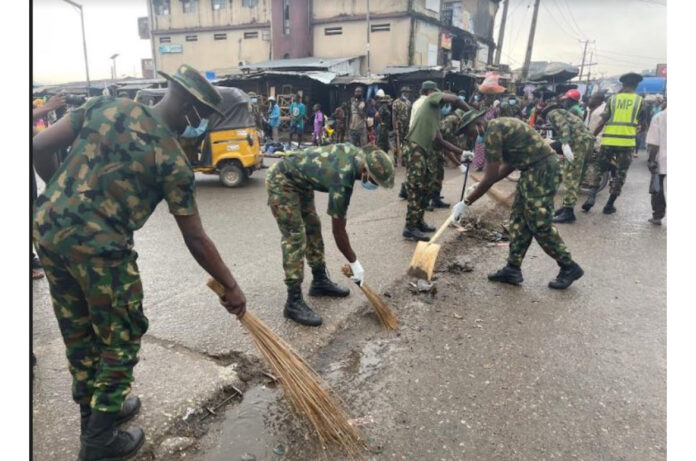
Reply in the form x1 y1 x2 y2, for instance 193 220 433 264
207 279 365 457
341 265 398 330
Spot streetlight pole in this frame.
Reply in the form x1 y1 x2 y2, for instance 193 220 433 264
62 0 91 92
110 53 120 83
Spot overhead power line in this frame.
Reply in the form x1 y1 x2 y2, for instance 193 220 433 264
561 0 587 39
540 0 583 41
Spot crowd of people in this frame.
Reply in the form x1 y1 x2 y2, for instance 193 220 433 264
31 63 666 460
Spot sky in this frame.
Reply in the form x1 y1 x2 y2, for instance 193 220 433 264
32 0 667 85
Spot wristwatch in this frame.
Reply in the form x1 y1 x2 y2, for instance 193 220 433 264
464 198 471 206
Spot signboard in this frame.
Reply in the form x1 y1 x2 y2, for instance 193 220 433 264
138 17 150 39
141 59 154 79
656 63 667 78
158 44 183 54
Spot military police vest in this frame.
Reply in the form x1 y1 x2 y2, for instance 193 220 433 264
602 93 643 147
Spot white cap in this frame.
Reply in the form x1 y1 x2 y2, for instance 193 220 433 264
375 89 385 98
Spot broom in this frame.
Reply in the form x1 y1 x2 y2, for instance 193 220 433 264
341 265 398 330
206 279 365 457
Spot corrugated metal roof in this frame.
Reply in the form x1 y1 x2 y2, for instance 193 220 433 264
382 66 445 75
243 56 361 70
261 71 338 85
331 75 387 85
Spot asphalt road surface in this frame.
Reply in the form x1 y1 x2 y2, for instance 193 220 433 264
32 155 665 460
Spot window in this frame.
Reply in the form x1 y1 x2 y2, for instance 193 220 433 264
186 35 198 41
242 0 259 6
244 31 258 39
159 36 171 43
282 0 290 35
371 23 390 32
153 0 170 15
211 0 226 10
425 0 440 13
181 0 198 14
214 33 227 40
324 27 342 36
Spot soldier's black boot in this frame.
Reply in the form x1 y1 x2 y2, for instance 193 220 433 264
309 265 350 297
418 221 436 232
402 227 430 242
284 285 322 326
81 396 142 435
78 410 144 461
548 261 584 289
430 193 450 209
398 183 407 199
553 207 564 217
581 188 597 212
487 264 523 285
552 207 576 223
602 194 618 214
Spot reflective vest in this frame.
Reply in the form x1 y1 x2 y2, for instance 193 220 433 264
602 93 643 147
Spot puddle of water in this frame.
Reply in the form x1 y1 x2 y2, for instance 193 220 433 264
208 385 283 461
322 340 390 384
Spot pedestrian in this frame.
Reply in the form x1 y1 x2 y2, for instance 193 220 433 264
267 95 280 142
471 74 505 172
289 93 306 147
348 86 367 146
312 103 324 146
32 64 247 460
539 103 595 224
375 90 392 154
266 143 394 326
247 91 264 133
366 98 377 145
332 102 347 144
646 102 667 225
391 86 412 166
402 87 470 241
584 91 606 151
560 89 585 119
457 111 584 289
582 72 644 214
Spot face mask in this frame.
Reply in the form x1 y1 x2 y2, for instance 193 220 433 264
181 106 208 138
250 98 257 105
509 99 517 105
474 95 480 102
360 174 378 191
401 94 408 100
458 95 466 102
441 104 452 116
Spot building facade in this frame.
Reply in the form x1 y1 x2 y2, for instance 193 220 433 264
147 0 500 76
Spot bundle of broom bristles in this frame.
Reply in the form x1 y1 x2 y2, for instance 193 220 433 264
341 264 398 330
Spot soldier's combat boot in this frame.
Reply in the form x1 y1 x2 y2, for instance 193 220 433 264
398 183 408 199
581 188 597 212
548 261 584 289
418 220 436 232
487 264 523 285
430 193 450 209
602 194 617 214
309 265 350 297
402 227 430 242
284 285 322 326
81 396 142 435
78 410 144 461
553 207 564 217
552 207 576 223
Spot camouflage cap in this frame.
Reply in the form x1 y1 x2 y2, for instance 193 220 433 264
158 64 223 116
455 109 486 136
361 145 395 189
400 85 412 93
421 80 439 91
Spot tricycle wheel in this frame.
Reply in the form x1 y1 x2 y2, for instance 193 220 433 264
219 162 246 187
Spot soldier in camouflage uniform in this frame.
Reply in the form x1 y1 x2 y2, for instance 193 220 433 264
266 143 394 326
540 104 595 223
375 94 392 154
391 86 412 166
428 107 467 210
32 64 247 461
458 112 584 290
402 90 470 241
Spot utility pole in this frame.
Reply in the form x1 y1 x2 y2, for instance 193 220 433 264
366 0 371 76
147 0 158 77
494 0 509 66
63 0 91 92
585 51 594 94
522 0 541 80
578 40 589 81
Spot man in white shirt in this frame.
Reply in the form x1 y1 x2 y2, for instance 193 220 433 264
646 103 667 225
584 92 606 151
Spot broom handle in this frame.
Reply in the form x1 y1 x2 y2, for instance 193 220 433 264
428 215 453 245
207 279 226 297
459 161 471 201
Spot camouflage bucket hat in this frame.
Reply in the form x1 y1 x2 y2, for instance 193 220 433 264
361 145 395 189
158 64 224 116
455 109 486 136
421 80 439 91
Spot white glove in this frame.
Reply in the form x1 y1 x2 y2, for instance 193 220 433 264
349 260 365 286
452 201 467 220
458 163 469 174
561 143 575 162
493 100 500 108
460 150 474 163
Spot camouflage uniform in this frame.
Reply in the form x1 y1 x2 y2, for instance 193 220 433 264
266 144 361 287
546 108 595 208
431 109 465 199
376 100 392 153
484 118 573 267
33 95 198 412
391 97 412 156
